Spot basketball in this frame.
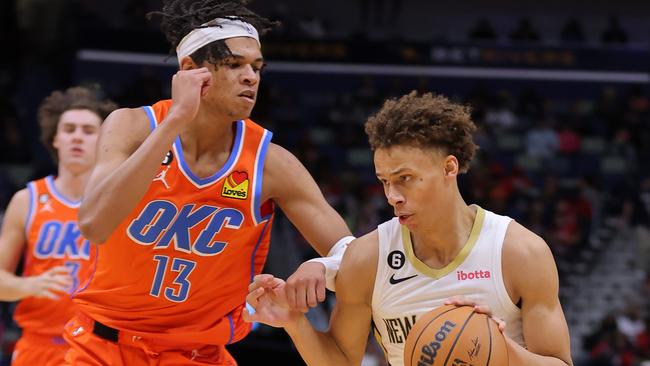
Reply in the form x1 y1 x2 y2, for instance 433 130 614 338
404 305 508 366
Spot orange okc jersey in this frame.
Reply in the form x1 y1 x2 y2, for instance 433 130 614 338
14 176 93 336
75 100 275 345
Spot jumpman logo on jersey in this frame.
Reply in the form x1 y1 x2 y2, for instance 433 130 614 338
153 166 171 189
39 201 54 213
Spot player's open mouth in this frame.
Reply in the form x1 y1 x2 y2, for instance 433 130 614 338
398 214 412 224
238 91 255 102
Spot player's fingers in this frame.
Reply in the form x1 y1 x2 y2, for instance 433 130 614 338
51 274 73 285
46 265 72 275
492 316 506 332
472 304 493 317
306 280 318 309
294 281 309 313
245 287 265 308
253 274 273 284
46 282 70 294
269 277 284 289
200 75 212 97
286 283 298 311
316 278 326 303
249 275 277 292
444 296 470 306
39 290 60 300
242 308 254 323
249 275 271 292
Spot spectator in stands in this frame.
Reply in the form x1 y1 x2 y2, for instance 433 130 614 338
468 18 497 41
484 92 517 130
581 313 631 366
601 16 628 44
557 123 581 155
509 17 540 43
635 317 650 362
525 118 559 161
617 303 647 344
560 17 585 43
549 199 583 259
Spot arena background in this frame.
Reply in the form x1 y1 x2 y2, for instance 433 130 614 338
1 0 649 365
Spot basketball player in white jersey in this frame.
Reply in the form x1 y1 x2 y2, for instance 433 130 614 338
245 91 573 366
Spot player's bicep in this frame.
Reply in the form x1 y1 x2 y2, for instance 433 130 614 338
521 296 571 361
329 233 378 363
328 298 373 364
518 239 572 363
0 190 29 272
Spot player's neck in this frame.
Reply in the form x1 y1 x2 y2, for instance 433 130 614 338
53 165 92 202
182 108 237 159
411 200 477 268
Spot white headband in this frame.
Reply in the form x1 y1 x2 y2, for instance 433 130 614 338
176 18 260 65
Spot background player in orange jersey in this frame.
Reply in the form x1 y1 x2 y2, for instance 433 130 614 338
0 86 116 366
68 0 353 365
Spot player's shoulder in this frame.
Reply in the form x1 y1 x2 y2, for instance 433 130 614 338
4 188 30 224
344 230 379 268
104 107 149 129
264 143 294 165
262 143 307 183
502 220 556 283
503 220 551 258
101 107 151 145
9 188 30 207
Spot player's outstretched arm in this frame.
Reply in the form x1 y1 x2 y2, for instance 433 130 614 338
0 190 72 301
78 68 212 243
263 143 353 309
263 143 352 256
246 232 377 366
502 222 573 366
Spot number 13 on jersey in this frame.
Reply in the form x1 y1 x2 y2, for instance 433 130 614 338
150 255 196 302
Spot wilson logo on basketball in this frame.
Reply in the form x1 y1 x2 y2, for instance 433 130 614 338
222 171 249 200
417 321 456 365
456 270 491 281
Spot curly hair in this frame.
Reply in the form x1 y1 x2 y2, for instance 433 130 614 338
364 91 478 173
147 0 278 65
38 86 117 162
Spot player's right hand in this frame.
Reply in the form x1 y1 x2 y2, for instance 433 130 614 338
167 67 213 127
444 296 507 332
19 265 73 300
243 274 301 328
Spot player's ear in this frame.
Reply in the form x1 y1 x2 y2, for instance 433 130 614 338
444 155 459 177
179 56 198 71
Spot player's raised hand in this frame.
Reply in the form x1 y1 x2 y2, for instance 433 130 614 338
19 265 73 300
285 261 327 313
244 274 299 328
168 67 213 126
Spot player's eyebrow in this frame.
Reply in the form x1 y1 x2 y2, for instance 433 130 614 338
229 54 264 63
376 168 411 179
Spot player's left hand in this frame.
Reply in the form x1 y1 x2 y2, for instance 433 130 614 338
444 296 506 332
244 274 300 328
285 261 327 313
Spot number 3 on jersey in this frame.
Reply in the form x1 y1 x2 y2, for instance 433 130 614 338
150 255 196 302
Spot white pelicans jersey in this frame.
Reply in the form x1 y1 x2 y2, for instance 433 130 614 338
371 206 524 366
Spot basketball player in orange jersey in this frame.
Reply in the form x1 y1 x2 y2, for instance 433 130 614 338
0 86 116 366
67 0 352 365
246 92 574 366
